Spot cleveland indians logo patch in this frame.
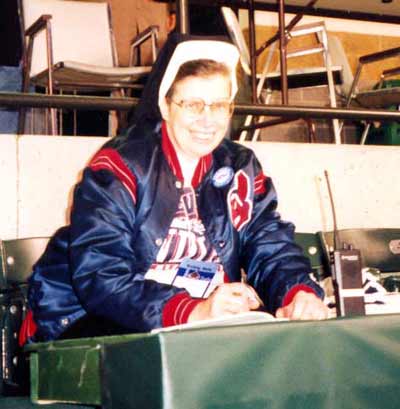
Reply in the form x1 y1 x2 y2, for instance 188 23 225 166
227 170 253 231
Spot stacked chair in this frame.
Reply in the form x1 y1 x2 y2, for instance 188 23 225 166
221 6 342 143
18 0 159 136
342 46 400 144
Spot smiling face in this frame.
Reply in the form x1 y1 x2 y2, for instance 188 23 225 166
160 73 232 161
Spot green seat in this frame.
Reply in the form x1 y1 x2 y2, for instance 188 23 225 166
0 238 49 396
318 228 400 272
318 228 400 291
0 238 49 289
294 232 327 282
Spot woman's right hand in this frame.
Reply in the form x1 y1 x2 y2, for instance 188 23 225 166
188 282 261 322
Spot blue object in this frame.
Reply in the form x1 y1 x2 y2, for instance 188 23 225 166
0 65 22 134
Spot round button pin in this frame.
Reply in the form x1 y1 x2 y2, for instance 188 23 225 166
212 166 234 188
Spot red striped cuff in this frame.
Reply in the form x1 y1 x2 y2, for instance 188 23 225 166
282 284 317 308
19 309 37 346
162 293 203 327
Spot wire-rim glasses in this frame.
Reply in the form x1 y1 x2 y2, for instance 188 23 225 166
169 98 234 118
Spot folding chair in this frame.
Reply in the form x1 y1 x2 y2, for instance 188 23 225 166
18 0 158 136
221 6 342 143
343 46 400 144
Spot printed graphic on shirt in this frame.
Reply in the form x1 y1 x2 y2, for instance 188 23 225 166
145 187 224 297
227 170 253 231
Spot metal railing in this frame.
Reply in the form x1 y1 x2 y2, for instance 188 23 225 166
1 92 400 122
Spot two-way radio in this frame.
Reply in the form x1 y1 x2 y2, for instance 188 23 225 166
324 170 365 317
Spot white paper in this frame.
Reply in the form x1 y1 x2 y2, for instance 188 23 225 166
151 311 288 334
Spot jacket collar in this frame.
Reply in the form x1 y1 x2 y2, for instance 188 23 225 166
161 121 212 189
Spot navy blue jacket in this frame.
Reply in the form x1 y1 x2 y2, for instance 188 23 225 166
28 120 323 342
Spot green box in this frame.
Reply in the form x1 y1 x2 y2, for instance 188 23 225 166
26 315 400 409
26 334 145 405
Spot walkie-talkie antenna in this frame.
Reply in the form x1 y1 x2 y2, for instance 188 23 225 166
324 170 341 251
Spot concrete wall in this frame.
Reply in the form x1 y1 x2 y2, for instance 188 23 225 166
0 134 399 240
1 135 105 240
0 134 17 238
248 142 400 232
17 135 105 238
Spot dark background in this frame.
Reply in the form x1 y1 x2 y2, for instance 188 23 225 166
0 0 22 66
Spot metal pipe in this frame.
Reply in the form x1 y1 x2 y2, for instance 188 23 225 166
238 116 301 132
44 17 57 135
0 92 139 111
2 92 400 122
278 0 288 104
255 0 318 57
248 0 257 103
359 46 400 65
176 0 189 34
233 103 400 121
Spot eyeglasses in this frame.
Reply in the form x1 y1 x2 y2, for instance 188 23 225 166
170 98 233 118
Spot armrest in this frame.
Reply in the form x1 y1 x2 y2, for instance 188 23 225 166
359 46 400 66
130 25 159 49
25 14 52 38
129 25 159 66
381 66 400 82
347 47 400 107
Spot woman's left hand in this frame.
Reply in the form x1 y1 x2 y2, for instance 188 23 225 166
275 291 329 320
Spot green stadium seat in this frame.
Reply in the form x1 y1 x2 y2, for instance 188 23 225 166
318 228 400 290
0 238 49 396
294 232 328 282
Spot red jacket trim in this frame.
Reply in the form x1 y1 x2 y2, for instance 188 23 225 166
89 148 137 204
254 171 268 195
161 121 212 189
19 309 37 346
161 122 183 182
192 153 212 189
282 284 317 307
162 292 203 327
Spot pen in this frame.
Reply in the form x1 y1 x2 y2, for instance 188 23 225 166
240 269 265 309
